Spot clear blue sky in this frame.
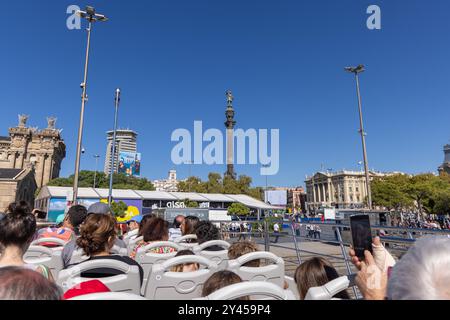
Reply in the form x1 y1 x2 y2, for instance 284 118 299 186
0 0 449 188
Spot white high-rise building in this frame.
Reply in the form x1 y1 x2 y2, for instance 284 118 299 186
104 129 137 175
153 170 179 192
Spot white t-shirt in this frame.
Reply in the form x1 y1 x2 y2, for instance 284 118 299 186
169 228 182 241
273 223 280 232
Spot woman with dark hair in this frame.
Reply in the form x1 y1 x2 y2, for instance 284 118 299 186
180 216 200 243
294 257 350 300
69 213 144 285
130 217 176 259
138 214 156 237
0 201 53 280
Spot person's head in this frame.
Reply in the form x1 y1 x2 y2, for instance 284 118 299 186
195 221 220 244
0 266 62 300
87 202 111 215
138 214 156 237
170 250 199 272
294 257 350 300
140 217 169 242
64 205 88 235
228 241 260 267
76 213 117 256
173 215 185 229
0 202 36 254
6 201 31 214
127 215 142 231
387 236 450 300
181 216 200 235
202 270 247 300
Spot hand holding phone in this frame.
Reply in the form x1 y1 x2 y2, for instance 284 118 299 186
350 214 373 261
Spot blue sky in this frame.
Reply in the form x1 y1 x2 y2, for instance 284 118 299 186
0 0 449 188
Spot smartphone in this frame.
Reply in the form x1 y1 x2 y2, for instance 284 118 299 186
34 210 47 220
350 214 372 260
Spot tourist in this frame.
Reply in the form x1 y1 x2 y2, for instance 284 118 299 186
170 250 199 272
169 215 185 241
227 241 260 267
62 202 126 268
0 201 53 280
195 221 223 251
272 222 280 243
36 205 88 246
313 224 321 239
138 213 156 237
67 213 144 286
0 266 62 300
130 217 176 259
127 215 142 232
180 215 200 241
294 257 350 300
202 270 248 300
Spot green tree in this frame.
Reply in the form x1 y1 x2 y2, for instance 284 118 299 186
182 198 199 208
47 170 155 191
433 192 450 216
227 202 250 216
110 200 128 218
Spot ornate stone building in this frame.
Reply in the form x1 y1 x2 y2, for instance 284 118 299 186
0 115 66 188
304 170 400 211
0 168 37 211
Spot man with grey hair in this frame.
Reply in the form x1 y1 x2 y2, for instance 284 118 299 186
387 236 450 300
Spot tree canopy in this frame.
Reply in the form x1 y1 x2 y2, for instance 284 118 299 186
227 202 250 216
177 172 263 200
47 170 155 191
371 173 450 215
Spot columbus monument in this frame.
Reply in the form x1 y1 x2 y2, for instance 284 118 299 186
224 90 237 179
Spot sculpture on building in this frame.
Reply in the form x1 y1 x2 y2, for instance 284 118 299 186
18 114 29 127
47 117 57 130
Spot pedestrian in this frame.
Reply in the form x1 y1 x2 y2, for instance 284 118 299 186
273 222 280 243
313 224 321 239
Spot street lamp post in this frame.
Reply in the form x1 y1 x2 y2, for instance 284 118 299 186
345 65 372 209
108 88 121 206
93 154 100 188
72 6 108 204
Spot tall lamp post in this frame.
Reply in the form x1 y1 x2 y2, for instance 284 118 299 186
108 88 121 205
72 6 108 204
345 65 372 209
93 154 100 188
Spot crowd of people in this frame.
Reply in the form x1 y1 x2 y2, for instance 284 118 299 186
0 200 450 300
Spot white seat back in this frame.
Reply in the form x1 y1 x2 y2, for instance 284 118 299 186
304 275 350 300
31 237 67 250
58 259 141 295
123 229 139 246
144 255 218 300
174 234 198 249
135 241 182 286
193 240 230 270
23 245 64 279
195 281 295 300
127 236 144 255
227 251 285 288
284 276 300 299
68 292 147 300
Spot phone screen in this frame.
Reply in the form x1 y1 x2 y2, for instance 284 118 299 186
350 214 372 260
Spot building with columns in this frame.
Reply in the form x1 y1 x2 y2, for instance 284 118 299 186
304 170 397 211
0 115 66 189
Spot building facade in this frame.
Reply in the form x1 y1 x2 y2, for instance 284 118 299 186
438 144 450 175
305 170 393 211
0 168 38 211
0 115 66 188
287 187 307 213
104 129 137 175
153 170 180 192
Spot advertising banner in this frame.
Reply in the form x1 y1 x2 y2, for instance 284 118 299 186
118 151 141 177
